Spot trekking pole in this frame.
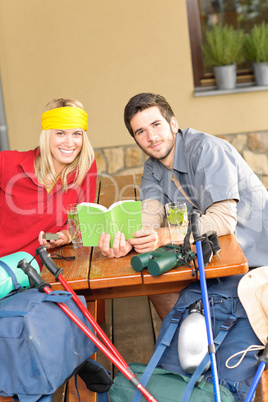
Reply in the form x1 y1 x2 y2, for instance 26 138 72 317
36 245 129 370
245 343 268 402
190 210 221 402
17 258 158 402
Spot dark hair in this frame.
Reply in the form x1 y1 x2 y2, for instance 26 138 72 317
124 93 175 137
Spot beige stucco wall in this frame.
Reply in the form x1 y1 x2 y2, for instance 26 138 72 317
0 0 268 152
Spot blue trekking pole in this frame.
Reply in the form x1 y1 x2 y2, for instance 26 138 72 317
190 210 221 402
245 343 268 402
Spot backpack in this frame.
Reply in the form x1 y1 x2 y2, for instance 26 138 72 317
140 275 262 401
110 274 262 402
0 288 101 402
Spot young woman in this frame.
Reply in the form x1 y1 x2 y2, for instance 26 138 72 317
0 98 97 260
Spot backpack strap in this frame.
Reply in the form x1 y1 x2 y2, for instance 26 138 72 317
171 173 199 209
0 261 22 291
97 392 110 402
0 311 27 317
132 308 185 402
181 314 238 402
43 290 73 303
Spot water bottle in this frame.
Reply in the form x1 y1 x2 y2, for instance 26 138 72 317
178 300 210 374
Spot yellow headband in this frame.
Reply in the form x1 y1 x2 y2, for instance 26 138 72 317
41 107 88 131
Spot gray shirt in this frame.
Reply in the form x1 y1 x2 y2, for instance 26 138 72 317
139 128 268 267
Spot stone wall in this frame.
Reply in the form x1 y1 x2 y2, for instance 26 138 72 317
94 130 268 189
222 131 268 189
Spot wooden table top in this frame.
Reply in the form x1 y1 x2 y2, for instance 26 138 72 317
41 174 249 300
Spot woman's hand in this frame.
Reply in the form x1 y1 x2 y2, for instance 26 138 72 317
98 231 133 258
38 230 72 250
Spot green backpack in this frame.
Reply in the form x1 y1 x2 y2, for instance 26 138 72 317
110 363 235 402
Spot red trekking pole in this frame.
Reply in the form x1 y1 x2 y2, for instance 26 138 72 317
18 257 158 402
36 246 129 369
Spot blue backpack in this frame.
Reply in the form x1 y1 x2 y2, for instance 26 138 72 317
0 288 111 402
131 275 262 401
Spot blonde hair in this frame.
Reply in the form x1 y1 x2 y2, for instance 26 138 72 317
35 98 94 190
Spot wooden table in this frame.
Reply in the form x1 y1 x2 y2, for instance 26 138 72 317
41 233 248 306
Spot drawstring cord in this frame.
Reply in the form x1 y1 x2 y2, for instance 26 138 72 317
226 345 265 369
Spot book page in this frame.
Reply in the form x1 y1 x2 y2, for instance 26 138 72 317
77 204 109 246
78 202 107 212
108 200 135 211
109 201 142 244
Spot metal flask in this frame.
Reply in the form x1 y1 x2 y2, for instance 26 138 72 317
178 302 211 374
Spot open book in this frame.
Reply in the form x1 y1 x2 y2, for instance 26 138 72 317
77 200 142 247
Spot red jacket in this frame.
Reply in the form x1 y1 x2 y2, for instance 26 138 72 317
0 148 97 259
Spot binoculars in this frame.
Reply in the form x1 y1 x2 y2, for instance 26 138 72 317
131 244 196 277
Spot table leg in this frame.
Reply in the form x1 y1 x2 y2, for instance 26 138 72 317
97 299 107 324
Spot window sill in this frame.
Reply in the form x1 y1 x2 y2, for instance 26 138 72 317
194 82 268 97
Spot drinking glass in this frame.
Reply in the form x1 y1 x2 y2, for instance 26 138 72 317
66 204 83 248
165 201 188 245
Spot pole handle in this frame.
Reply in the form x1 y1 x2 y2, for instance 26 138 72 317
36 246 63 280
190 210 203 243
259 343 268 369
17 259 51 292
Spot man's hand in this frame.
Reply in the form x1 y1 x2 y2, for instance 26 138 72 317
38 230 72 250
129 227 160 253
129 226 173 253
98 231 133 258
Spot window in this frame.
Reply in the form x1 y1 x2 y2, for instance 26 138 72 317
186 0 268 87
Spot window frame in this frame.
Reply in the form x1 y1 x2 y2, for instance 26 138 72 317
186 0 254 88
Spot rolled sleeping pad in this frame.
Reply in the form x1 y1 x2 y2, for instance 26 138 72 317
0 252 40 299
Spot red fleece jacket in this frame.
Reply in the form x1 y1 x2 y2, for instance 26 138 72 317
0 148 97 259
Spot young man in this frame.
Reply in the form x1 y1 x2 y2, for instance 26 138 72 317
99 92 268 318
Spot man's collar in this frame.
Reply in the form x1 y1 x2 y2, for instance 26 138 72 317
173 129 187 173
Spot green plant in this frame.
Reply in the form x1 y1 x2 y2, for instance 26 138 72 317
202 24 245 67
244 22 268 63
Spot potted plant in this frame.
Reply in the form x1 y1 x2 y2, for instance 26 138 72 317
202 24 245 90
244 22 268 86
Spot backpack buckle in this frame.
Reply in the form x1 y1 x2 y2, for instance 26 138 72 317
170 310 183 324
220 316 237 331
